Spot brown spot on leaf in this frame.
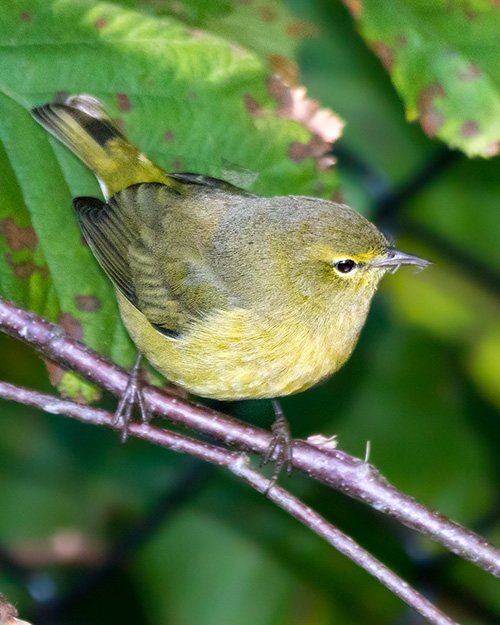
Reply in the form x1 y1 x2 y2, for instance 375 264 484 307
75 294 102 312
243 94 263 118
21 10 32 21
261 7 276 22
45 358 65 387
0 217 38 250
458 63 482 81
173 159 183 171
94 17 107 29
332 189 345 204
288 135 330 163
268 74 293 109
188 90 198 100
460 120 479 137
269 75 342 170
445 0 478 17
5 253 48 280
286 20 318 38
371 41 395 71
395 34 408 47
116 93 131 112
268 76 344 143
58 312 84 341
463 2 478 19
416 82 446 136
0 592 18 624
269 54 299 86
344 0 362 18
288 142 308 163
163 129 175 142
45 361 102 403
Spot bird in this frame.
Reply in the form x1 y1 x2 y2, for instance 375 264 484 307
32 94 430 478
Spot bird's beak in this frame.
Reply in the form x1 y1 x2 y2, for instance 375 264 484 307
371 249 431 273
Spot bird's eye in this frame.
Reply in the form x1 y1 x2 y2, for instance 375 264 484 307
334 259 357 274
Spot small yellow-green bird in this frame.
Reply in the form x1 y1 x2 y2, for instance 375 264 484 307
32 95 429 472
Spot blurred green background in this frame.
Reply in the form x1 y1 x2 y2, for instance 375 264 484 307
1 0 499 623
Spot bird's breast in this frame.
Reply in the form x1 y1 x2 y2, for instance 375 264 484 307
118 294 369 401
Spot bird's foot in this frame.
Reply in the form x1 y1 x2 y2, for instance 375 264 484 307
262 399 293 493
114 354 149 441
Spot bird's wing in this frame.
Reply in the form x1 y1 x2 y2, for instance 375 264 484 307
167 172 254 196
74 182 238 338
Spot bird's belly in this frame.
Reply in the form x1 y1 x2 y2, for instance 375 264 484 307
119 297 363 401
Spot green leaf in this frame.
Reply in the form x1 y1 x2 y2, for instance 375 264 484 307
136 508 334 625
345 0 500 157
0 0 341 398
124 0 313 81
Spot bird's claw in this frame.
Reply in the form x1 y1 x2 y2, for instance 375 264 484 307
113 354 149 441
262 399 293 494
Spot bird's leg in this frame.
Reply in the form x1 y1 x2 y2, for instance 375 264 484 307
262 398 293 491
114 353 149 442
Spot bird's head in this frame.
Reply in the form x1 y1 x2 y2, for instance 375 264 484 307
266 196 431 309
213 195 430 313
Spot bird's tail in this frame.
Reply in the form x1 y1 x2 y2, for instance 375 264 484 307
31 95 166 197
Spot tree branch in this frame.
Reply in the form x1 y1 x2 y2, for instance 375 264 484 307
0 380 459 625
1 296 499 580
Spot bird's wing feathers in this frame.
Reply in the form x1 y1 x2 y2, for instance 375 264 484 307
74 182 235 337
167 172 254 196
73 195 138 305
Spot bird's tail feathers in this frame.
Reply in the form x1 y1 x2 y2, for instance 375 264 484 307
32 95 165 197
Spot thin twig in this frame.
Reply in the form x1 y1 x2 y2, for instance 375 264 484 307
0 381 459 625
1 296 500 579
